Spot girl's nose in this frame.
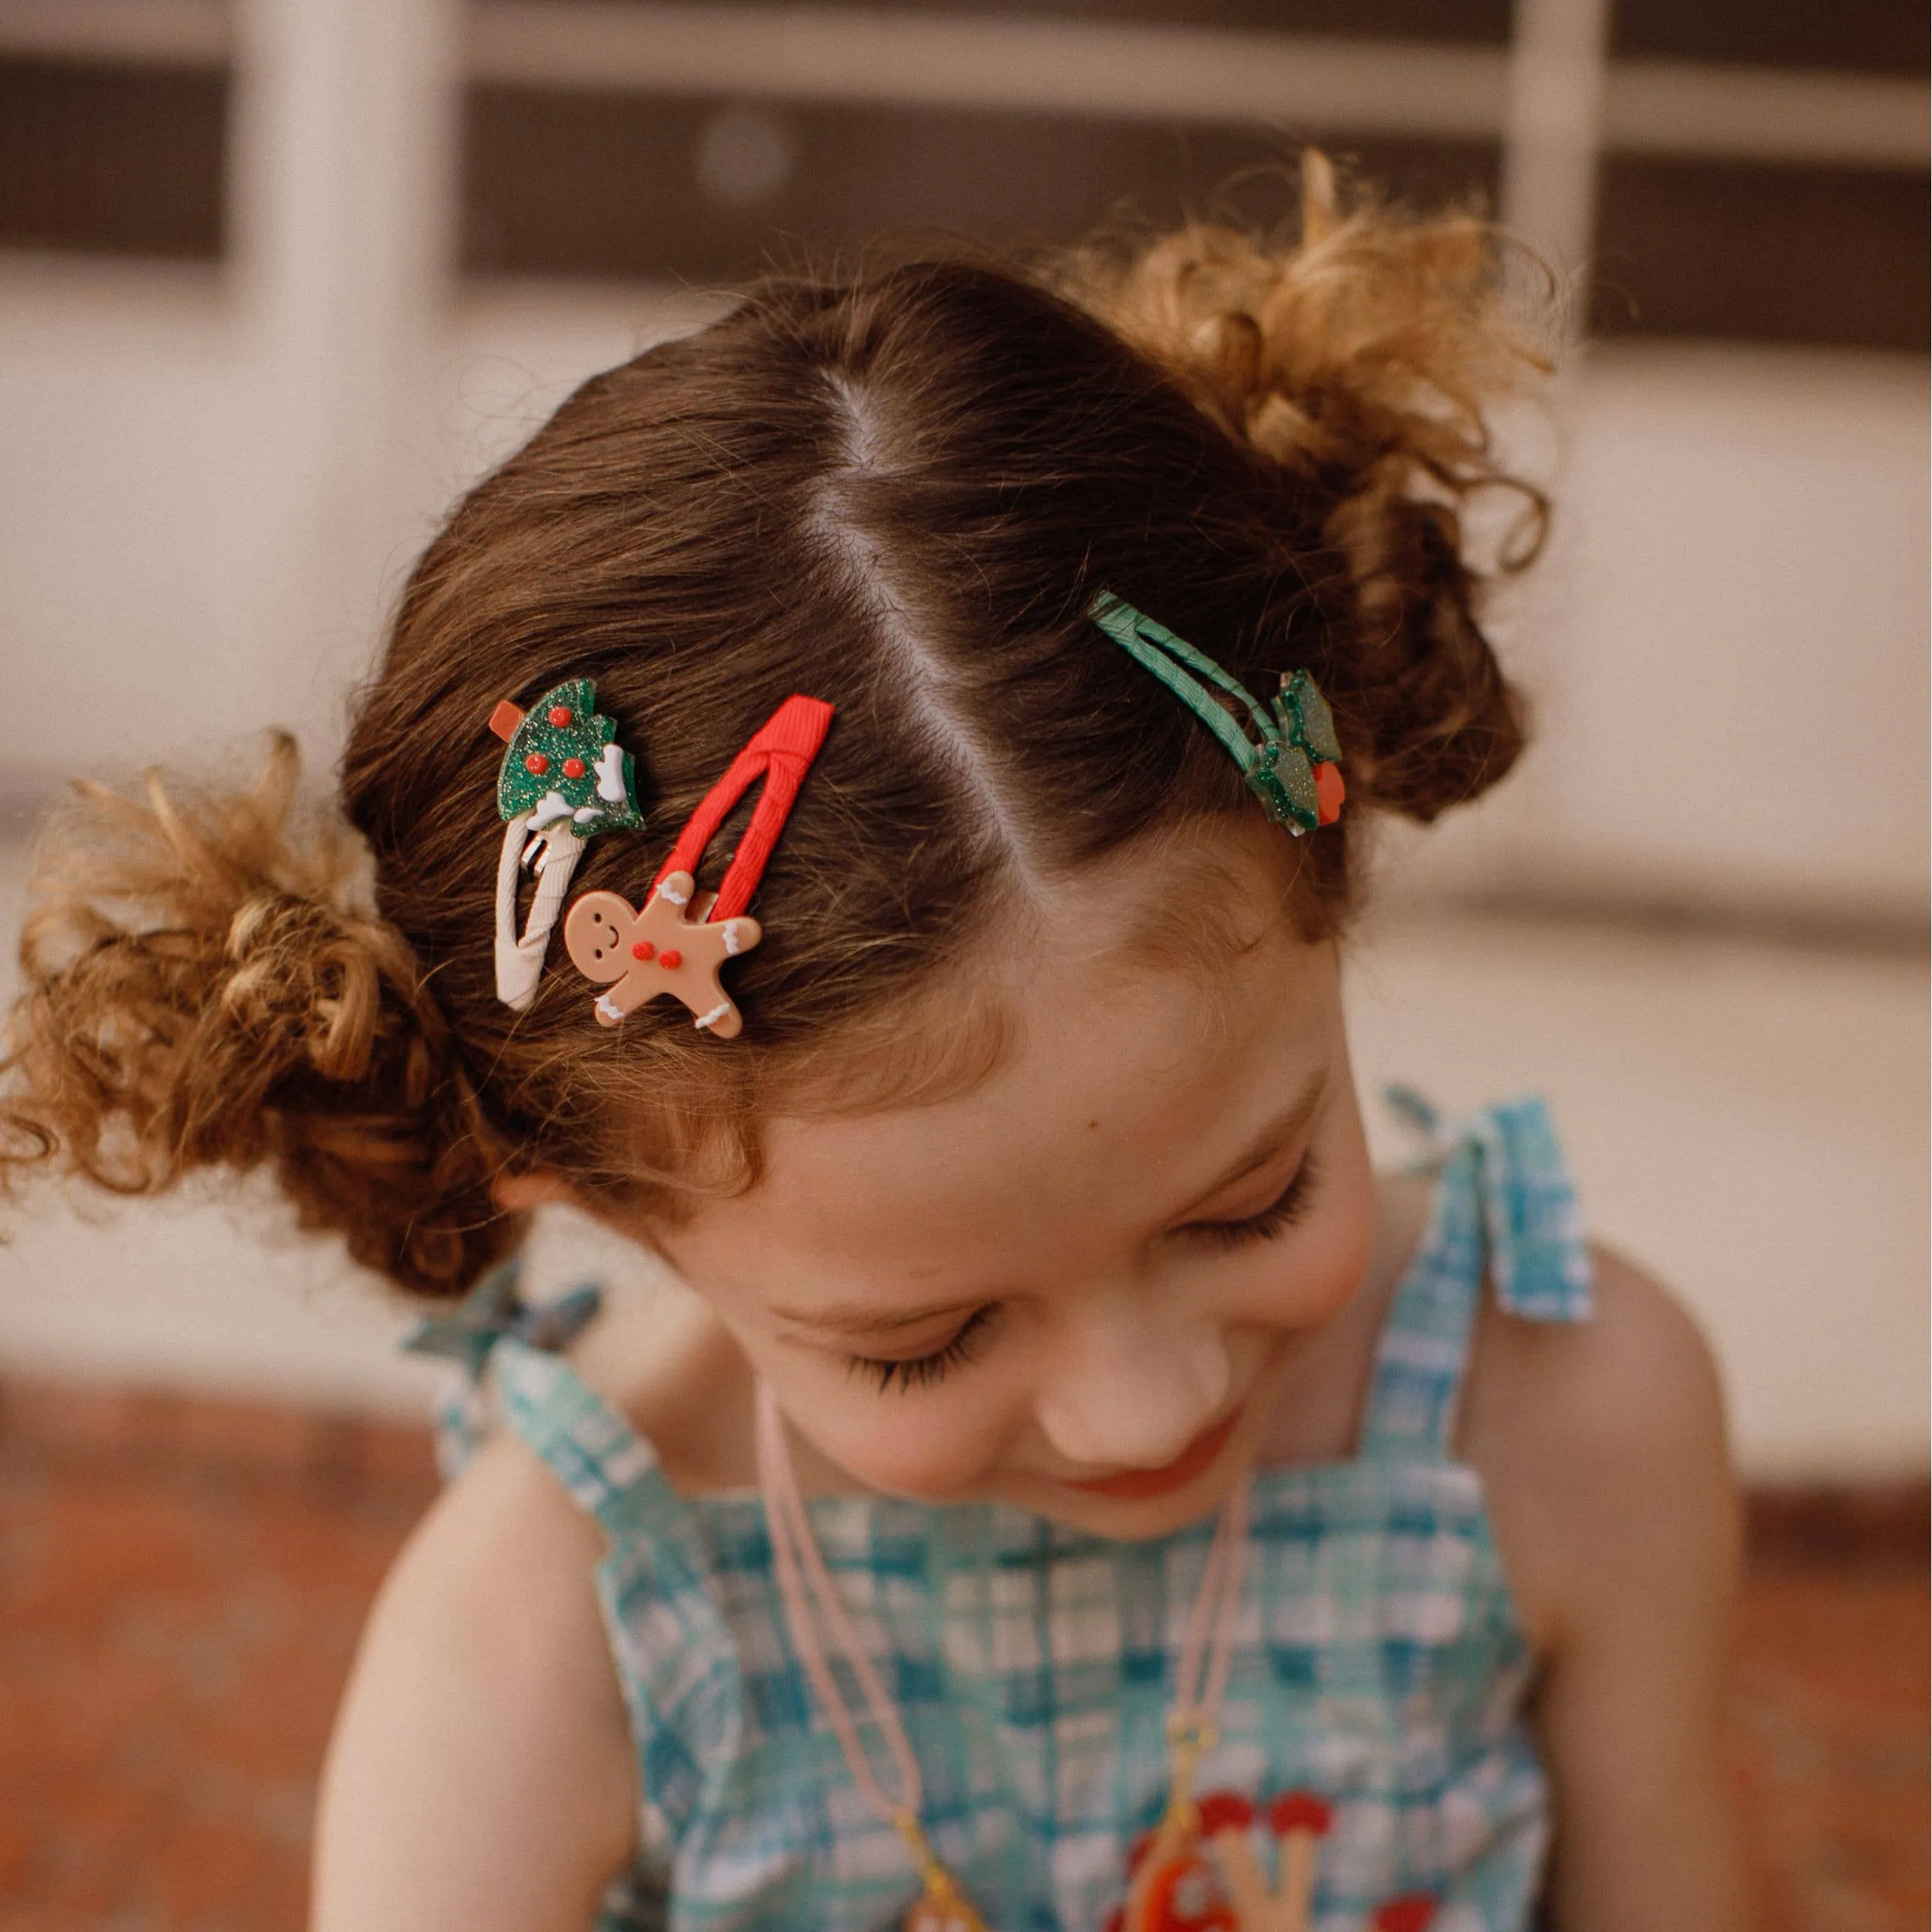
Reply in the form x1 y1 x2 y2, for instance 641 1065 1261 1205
1032 1310 1232 1474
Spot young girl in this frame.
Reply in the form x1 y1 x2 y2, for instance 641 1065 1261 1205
2 165 1746 1931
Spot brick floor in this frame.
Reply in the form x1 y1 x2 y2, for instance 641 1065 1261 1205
0 1382 1924 1931
0 1386 436 1932
1730 1515 1928 1932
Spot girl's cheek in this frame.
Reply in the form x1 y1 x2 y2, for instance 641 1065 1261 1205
1294 1115 1379 1321
1306 1185 1379 1322
1202 1152 1376 1343
792 1378 1020 1500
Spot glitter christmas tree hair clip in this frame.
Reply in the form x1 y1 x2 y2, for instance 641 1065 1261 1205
1090 592 1345 834
487 678 645 1011
564 694 835 1038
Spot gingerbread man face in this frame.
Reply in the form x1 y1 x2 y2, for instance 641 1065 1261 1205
563 872 761 1037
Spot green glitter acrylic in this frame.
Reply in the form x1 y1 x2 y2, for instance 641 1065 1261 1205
491 678 644 835
487 678 648 1012
1088 592 1346 835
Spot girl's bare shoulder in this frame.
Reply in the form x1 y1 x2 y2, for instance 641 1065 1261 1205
312 1426 638 1929
1460 1250 1751 1924
1460 1242 1739 1650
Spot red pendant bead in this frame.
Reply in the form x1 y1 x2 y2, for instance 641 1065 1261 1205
549 706 573 727
658 949 683 970
525 752 549 775
1373 1899 1438 1932
631 940 655 961
562 757 586 779
1195 1792 1255 1835
1267 1792 1333 1835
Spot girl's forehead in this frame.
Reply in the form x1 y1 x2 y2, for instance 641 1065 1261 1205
732 918 1341 1284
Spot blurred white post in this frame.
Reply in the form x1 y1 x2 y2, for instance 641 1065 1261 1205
226 0 463 751
1500 0 1610 298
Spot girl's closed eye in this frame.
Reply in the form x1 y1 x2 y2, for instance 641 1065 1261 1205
1177 1152 1321 1251
847 1303 1000 1393
844 1158 1321 1393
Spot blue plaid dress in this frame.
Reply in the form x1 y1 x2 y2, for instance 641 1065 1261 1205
420 1095 1592 1932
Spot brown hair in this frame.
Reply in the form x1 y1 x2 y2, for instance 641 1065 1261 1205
1 161 1549 1297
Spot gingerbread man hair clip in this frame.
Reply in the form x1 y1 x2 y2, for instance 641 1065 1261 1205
565 694 834 1038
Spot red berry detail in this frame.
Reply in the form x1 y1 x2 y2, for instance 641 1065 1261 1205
1315 760 1346 826
1197 1791 1255 1835
631 940 654 961
562 757 586 779
658 949 682 971
1268 1791 1334 1836
548 706 573 727
524 752 549 775
1374 1897 1438 1932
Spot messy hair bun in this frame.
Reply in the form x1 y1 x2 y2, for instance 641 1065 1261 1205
0 737 507 1294
4 160 1553 1293
1059 152 1548 819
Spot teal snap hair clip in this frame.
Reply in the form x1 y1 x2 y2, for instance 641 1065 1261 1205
1088 592 1346 835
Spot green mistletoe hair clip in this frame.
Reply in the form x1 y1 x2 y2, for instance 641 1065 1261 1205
1089 592 1345 834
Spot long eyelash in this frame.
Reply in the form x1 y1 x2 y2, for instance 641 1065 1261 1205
848 1306 998 1395
843 1159 1321 1390
1184 1153 1322 1252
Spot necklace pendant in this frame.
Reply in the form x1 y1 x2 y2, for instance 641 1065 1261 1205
1121 1815 1235 1932
1115 1786 1337 1932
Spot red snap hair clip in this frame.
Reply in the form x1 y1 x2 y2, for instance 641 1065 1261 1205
564 695 833 1037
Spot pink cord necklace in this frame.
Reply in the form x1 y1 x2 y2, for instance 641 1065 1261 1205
754 1382 1252 1932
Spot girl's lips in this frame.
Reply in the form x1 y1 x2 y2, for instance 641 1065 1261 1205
1067 1407 1243 1501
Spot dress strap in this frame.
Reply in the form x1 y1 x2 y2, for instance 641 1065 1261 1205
490 1339 675 1536
405 1257 601 1475
403 1258 678 1540
1361 1090 1594 1457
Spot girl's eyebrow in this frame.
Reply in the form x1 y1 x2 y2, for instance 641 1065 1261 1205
767 1070 1330 1340
1168 1068 1329 1221
767 1293 985 1340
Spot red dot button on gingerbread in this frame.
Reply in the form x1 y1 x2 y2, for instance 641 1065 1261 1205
563 871 761 1036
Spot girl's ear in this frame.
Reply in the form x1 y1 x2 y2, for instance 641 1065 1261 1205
492 1170 580 1214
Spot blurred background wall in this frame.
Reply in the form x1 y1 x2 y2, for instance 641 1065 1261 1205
0 0 1925 1481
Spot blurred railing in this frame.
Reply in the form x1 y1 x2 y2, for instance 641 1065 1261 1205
0 0 1925 931
0 0 1923 1478
1 0 1925 270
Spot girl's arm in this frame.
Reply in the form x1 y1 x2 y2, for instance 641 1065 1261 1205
1470 1247 1752 1932
312 1433 639 1932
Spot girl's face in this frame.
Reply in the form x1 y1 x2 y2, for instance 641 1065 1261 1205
653 832 1378 1540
